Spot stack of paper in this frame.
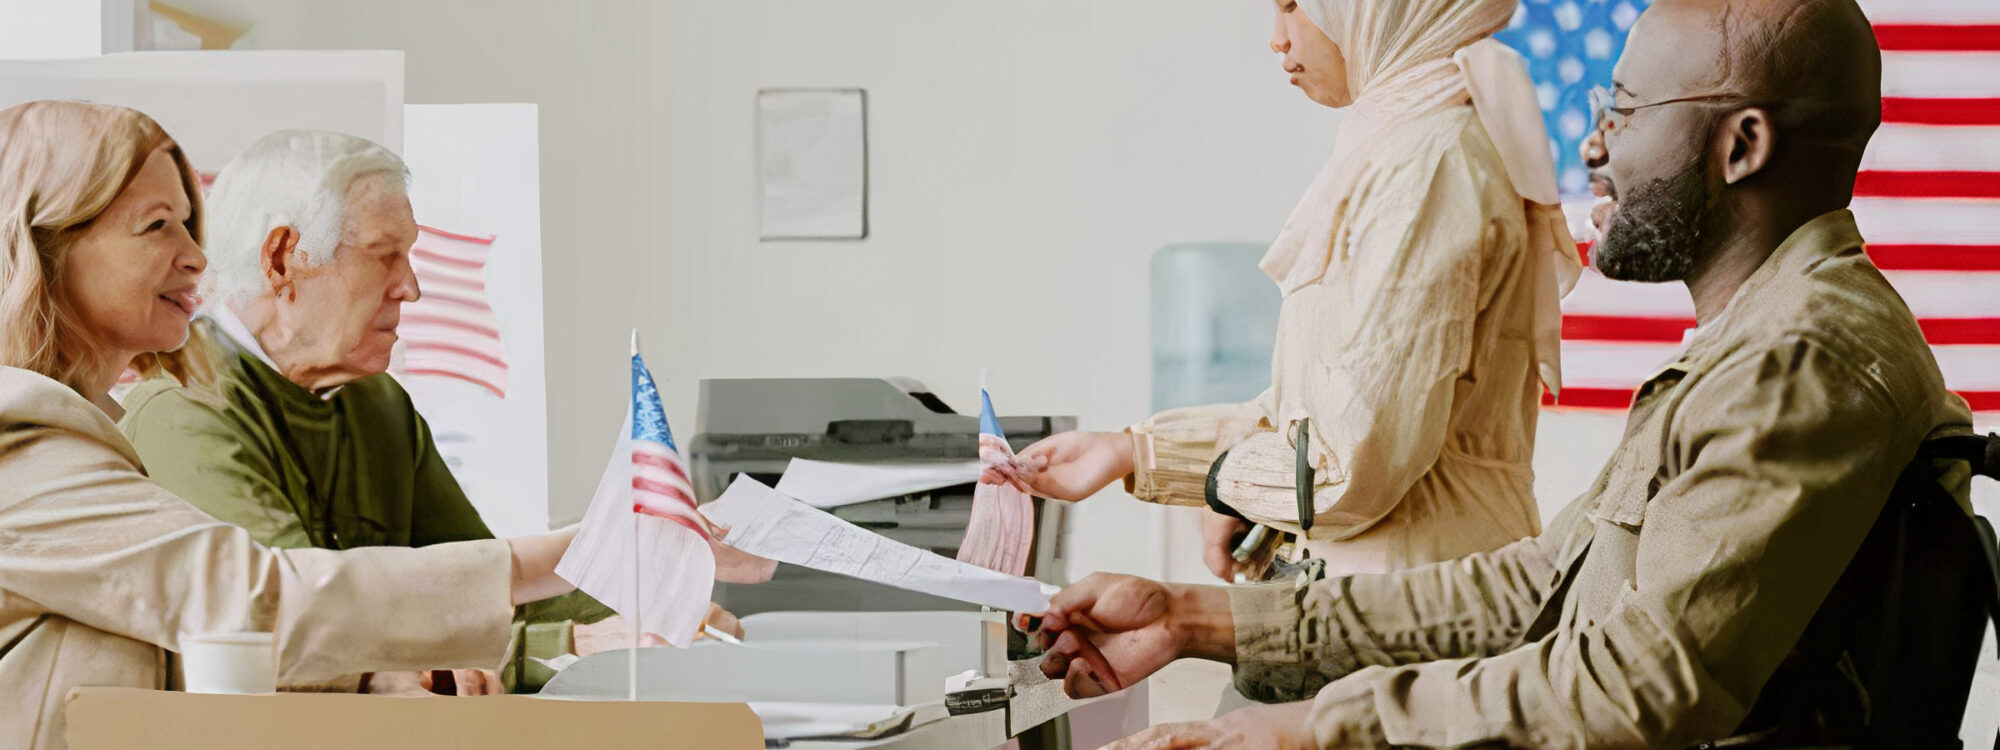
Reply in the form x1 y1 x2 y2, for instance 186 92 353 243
773 458 983 509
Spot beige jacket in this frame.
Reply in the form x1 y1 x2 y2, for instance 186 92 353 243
1226 211 1974 748
1128 106 1549 575
0 367 516 750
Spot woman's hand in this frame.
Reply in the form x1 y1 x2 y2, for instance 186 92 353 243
572 616 667 656
1201 510 1254 582
702 602 743 640
983 431 1134 502
507 531 578 606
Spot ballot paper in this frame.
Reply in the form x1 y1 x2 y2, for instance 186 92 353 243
703 475 1057 613
774 457 984 509
749 702 927 741
955 390 1035 576
1008 656 1093 737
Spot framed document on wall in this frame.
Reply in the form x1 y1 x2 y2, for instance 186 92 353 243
756 88 868 241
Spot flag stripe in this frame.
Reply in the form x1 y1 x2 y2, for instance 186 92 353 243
407 262 488 292
415 224 497 245
1881 98 2000 126
1866 245 2000 271
1859 0 2000 24
1853 198 2000 246
400 312 501 338
401 367 506 398
1551 387 2000 412
633 478 696 506
1882 53 2000 99
633 451 692 483
1854 171 2000 200
1543 388 1639 410
1564 315 2000 345
1875 24 2000 51
1865 125 2000 172
412 247 485 271
407 340 508 369
418 288 497 314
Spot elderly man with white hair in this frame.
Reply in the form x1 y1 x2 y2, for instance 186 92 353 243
118 130 737 695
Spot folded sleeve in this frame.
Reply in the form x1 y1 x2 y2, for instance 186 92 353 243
1126 389 1275 507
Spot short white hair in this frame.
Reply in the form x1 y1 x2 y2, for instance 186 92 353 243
202 129 410 305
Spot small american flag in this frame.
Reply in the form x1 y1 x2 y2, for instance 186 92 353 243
628 352 710 538
1500 0 2000 413
400 225 509 399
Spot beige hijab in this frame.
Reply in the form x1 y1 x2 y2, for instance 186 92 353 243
1260 0 1582 395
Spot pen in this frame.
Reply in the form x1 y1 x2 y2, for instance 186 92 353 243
702 624 743 644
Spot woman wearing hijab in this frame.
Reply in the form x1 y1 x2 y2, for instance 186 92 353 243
995 0 1579 581
0 100 585 750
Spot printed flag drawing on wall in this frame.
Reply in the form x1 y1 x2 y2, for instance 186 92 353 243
956 390 1035 576
399 225 510 399
1500 0 2000 413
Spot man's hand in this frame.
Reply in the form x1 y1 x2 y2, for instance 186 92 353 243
1030 573 1233 698
983 431 1134 502
572 616 666 656
1102 701 1317 749
363 669 503 696
1201 510 1254 581
702 602 743 640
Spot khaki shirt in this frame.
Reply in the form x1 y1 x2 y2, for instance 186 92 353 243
0 367 516 750
1226 210 1973 748
1128 106 1552 574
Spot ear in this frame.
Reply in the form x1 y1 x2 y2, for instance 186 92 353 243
259 226 300 297
1718 107 1775 185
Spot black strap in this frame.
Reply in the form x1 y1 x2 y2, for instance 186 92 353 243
1295 418 1315 532
1204 450 1247 521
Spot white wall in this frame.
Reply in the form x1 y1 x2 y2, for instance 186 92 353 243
0 0 104 58
193 0 1339 580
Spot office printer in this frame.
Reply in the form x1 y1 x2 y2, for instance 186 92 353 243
688 378 1076 616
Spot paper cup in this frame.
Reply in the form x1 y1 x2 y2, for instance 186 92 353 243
180 632 276 694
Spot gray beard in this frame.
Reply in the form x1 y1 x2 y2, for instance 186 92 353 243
1594 164 1713 283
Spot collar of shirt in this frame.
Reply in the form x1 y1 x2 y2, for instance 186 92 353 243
203 305 345 401
1632 210 1862 404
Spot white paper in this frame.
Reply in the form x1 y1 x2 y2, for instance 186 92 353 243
749 702 927 741
757 88 867 240
1008 656 1095 737
774 458 983 509
554 414 715 647
703 476 1056 613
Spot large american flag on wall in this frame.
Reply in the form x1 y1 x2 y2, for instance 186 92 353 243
1499 0 2000 413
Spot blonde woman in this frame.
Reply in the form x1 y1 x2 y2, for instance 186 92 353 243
997 0 1580 581
0 100 579 750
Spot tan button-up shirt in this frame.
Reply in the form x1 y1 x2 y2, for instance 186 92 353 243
1225 210 1973 748
1127 106 1554 575
0 367 517 750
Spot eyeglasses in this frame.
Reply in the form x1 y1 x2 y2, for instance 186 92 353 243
1588 85 1750 133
